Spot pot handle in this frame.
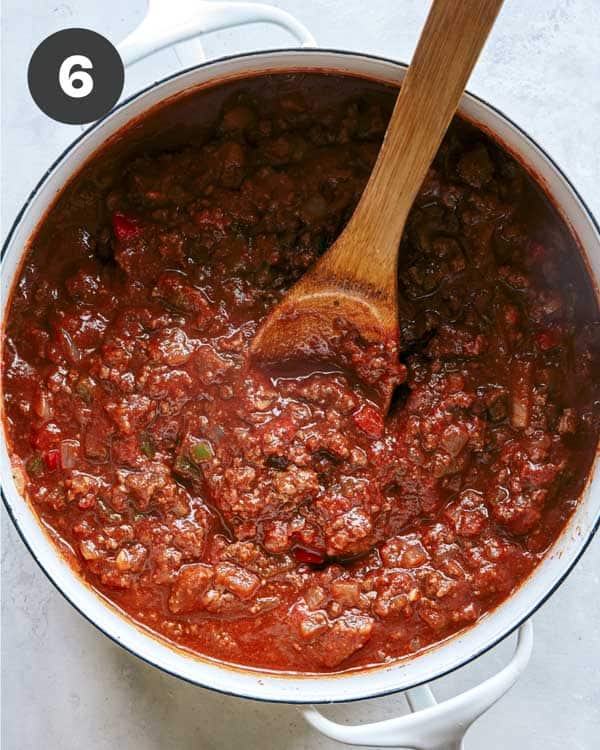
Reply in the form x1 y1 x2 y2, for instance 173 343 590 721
118 0 316 68
301 620 533 750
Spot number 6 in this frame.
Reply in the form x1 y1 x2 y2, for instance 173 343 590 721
59 55 94 98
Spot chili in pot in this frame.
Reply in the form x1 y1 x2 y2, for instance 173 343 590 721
3 73 599 672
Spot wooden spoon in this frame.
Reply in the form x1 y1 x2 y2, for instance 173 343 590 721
250 0 504 407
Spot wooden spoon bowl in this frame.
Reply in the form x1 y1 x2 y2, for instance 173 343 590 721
251 0 504 409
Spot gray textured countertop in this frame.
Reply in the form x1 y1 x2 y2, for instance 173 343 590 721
1 1 599 748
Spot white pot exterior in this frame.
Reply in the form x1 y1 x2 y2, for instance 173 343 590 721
1 50 599 704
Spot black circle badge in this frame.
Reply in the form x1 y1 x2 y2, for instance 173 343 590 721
28 28 124 125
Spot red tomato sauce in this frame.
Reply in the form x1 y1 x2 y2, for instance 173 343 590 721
3 74 599 672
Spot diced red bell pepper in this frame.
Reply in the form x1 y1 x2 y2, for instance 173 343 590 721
294 546 325 565
352 403 384 439
112 211 141 241
43 449 61 471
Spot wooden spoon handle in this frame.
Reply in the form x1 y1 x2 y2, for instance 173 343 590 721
324 0 504 295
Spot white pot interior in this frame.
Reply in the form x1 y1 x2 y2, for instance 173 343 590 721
2 50 599 703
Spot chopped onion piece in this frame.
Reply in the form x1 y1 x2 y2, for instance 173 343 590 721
60 328 80 364
510 360 533 430
33 389 52 420
60 439 80 469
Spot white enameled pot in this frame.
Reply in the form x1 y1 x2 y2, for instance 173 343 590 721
1 3 598 748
